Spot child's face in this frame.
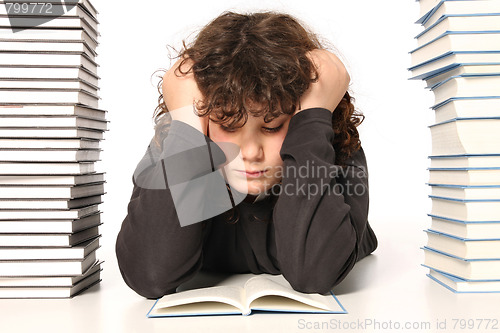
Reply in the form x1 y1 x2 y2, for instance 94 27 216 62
208 111 292 196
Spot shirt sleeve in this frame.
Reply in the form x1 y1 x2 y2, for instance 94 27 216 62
115 120 226 299
272 107 377 294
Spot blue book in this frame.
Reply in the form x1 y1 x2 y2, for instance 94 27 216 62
430 195 500 222
416 14 500 46
147 273 347 317
427 268 500 293
422 246 500 280
410 32 500 69
416 0 500 26
429 117 500 156
408 51 500 80
428 183 500 200
425 228 500 259
426 68 500 89
429 214 500 239
429 154 500 169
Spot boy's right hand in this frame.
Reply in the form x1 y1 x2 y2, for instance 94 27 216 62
162 58 209 136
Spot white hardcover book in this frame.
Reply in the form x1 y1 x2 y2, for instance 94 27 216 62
429 168 500 185
419 0 500 28
426 229 500 259
0 237 100 260
2 15 99 41
0 183 104 199
0 28 98 50
0 138 99 149
0 116 106 130
431 75 500 105
0 271 101 298
0 213 101 233
0 40 96 59
429 154 500 168
429 184 500 200
0 52 98 73
0 261 102 286
0 173 104 185
424 64 500 88
0 205 99 220
0 79 98 95
410 33 500 68
0 149 101 162
0 249 97 276
0 225 99 247
431 196 500 221
0 162 94 175
0 66 98 85
408 52 500 80
416 14 500 47
430 118 500 155
423 247 500 280
0 128 103 140
433 97 500 123
0 89 99 108
429 215 500 240
0 196 102 210
428 268 500 293
0 104 105 119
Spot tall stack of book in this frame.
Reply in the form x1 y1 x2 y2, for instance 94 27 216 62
0 0 104 298
409 0 500 293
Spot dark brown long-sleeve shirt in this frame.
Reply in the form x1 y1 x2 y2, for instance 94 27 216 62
116 107 377 299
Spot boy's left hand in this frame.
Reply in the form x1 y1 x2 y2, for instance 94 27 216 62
296 49 350 115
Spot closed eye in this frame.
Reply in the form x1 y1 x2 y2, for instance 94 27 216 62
263 124 283 133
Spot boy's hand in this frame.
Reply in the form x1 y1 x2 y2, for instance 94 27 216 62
162 58 209 135
296 49 350 115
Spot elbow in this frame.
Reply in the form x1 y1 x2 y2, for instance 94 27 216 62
283 245 358 295
115 236 176 299
121 271 176 300
115 231 202 299
285 274 335 295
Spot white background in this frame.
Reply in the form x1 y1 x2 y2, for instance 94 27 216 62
3 1 466 332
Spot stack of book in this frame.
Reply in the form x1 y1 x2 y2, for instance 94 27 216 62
409 0 500 293
0 0 104 298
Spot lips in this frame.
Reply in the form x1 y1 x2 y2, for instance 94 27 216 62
235 169 266 178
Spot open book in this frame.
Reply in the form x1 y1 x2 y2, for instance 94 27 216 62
147 272 346 317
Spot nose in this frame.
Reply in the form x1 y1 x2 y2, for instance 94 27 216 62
239 135 264 163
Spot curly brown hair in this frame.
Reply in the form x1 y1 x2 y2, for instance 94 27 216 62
154 11 363 165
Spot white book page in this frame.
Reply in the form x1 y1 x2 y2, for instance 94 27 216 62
244 274 342 313
151 285 245 316
151 272 252 316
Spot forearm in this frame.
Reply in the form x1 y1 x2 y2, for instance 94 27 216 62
116 180 206 299
272 108 370 294
116 121 225 298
